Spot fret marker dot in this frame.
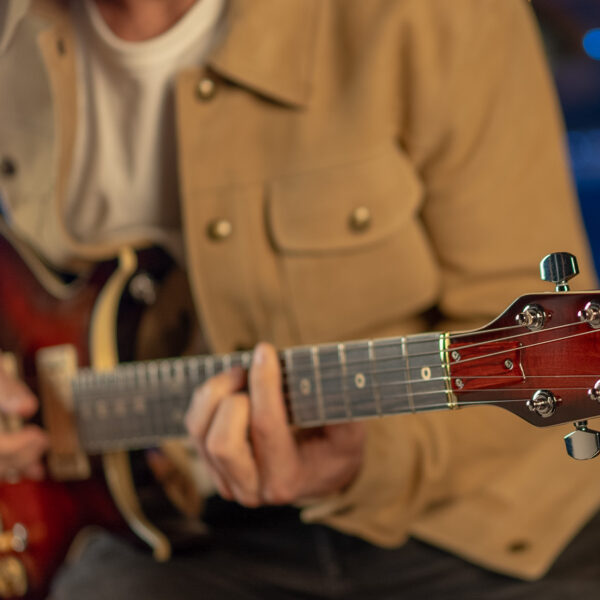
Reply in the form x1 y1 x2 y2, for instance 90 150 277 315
421 366 431 381
354 373 366 389
300 378 312 395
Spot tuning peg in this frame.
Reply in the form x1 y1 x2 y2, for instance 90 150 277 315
564 421 600 460
540 252 579 291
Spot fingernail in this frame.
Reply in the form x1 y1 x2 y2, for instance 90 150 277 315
253 344 267 366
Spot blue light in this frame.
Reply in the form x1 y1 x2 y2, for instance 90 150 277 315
583 29 600 60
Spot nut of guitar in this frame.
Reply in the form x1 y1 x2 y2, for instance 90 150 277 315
0 556 27 598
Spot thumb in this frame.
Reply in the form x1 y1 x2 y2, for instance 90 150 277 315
0 364 38 418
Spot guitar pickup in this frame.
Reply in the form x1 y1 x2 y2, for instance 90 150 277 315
449 341 523 392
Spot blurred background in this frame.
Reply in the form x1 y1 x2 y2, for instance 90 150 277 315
532 0 600 274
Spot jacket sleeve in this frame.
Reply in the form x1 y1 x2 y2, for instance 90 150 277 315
300 0 600 580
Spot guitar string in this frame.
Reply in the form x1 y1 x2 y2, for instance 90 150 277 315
74 331 597 426
74 319 593 392
77 389 591 449
73 325 600 440
276 320 584 376
277 326 600 388
75 372 597 423
277 320 585 375
74 325 600 437
71 317 589 384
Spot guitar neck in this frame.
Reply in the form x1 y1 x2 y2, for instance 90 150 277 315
73 332 452 453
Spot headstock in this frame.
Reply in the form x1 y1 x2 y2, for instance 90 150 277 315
448 252 600 460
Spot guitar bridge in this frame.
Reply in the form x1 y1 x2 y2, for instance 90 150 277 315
36 345 91 481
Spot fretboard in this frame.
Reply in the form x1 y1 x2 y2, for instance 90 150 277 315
73 333 451 453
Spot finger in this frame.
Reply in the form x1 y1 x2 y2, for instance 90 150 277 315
203 458 235 502
205 393 260 507
149 441 234 501
21 461 46 481
295 423 366 498
0 426 49 472
249 343 300 504
0 367 38 418
184 367 246 442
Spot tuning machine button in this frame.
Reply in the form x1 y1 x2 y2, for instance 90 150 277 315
578 301 600 329
516 304 546 331
540 252 579 291
526 389 557 418
588 380 600 402
564 421 600 460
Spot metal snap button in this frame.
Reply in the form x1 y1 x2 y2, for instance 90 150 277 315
196 77 217 101
207 219 233 241
349 206 371 232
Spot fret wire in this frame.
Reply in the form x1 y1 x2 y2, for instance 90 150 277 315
311 346 325 423
283 349 299 424
183 356 197 390
318 344 347 421
206 356 215 378
337 343 352 419
241 351 252 369
368 340 382 416
137 363 152 440
402 337 416 413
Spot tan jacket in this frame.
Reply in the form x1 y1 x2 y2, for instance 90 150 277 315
2 0 600 580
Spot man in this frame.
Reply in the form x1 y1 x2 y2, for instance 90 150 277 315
1 0 600 598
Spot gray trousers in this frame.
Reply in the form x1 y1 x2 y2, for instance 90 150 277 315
51 498 600 600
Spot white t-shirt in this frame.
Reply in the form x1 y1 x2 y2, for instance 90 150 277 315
67 0 226 261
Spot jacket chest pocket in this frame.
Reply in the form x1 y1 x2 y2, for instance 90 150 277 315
267 149 441 343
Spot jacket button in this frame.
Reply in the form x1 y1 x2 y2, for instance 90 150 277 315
207 219 233 241
0 157 17 177
349 206 371 232
196 77 217 101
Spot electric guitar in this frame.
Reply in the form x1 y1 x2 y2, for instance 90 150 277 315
1 228 600 599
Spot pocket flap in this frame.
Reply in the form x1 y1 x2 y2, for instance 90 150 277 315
268 150 423 253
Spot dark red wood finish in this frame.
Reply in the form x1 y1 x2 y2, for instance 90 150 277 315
448 292 600 427
0 235 123 598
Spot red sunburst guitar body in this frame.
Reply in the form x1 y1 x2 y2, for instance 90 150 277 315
0 233 128 599
2 225 600 598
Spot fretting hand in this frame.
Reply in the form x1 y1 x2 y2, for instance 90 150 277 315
185 342 365 507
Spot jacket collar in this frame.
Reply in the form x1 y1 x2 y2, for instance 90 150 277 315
209 0 321 107
0 0 321 106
